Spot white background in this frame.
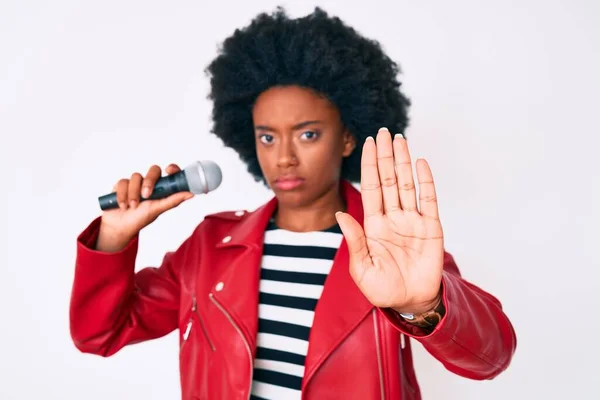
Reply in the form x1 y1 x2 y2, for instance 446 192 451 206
1 0 599 399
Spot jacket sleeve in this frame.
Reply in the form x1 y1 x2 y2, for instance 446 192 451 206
69 216 193 357
379 251 517 380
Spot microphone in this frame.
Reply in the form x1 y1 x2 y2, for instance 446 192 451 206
98 160 222 211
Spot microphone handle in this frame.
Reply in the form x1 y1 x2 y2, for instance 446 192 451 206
98 172 191 211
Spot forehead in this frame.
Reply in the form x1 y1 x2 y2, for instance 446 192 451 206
252 85 339 126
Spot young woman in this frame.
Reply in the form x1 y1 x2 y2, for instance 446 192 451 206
69 8 516 400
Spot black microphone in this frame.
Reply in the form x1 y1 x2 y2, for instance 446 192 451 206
98 160 222 211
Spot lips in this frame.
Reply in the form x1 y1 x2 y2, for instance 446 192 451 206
273 176 305 190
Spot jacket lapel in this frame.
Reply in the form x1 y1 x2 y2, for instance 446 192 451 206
209 197 277 354
301 181 374 390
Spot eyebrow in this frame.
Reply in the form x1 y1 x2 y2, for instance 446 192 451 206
254 120 323 132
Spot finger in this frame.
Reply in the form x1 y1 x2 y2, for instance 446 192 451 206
336 211 373 288
142 165 161 199
149 191 194 215
335 212 370 263
115 179 129 210
361 136 383 217
416 158 440 220
165 164 181 175
393 134 418 212
376 128 401 213
127 173 143 208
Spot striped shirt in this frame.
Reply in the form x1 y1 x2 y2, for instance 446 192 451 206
249 219 344 400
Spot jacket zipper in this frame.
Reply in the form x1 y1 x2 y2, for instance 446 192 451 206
181 317 192 352
195 296 216 352
372 309 385 400
181 295 216 352
209 293 253 400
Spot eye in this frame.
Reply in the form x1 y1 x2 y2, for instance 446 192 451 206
300 131 319 141
258 134 274 144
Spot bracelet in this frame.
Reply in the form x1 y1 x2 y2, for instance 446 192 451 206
397 295 446 330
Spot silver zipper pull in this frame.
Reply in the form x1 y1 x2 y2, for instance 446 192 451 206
183 320 192 341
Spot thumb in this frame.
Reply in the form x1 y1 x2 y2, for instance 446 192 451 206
150 192 194 216
335 211 369 263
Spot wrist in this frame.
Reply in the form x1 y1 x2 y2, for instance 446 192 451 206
96 223 136 253
392 294 441 316
392 283 443 315
392 291 445 331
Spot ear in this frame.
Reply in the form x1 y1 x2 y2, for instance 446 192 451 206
342 129 356 157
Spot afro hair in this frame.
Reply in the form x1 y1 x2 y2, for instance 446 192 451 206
205 7 411 184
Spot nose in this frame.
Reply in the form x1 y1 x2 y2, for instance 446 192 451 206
276 137 298 168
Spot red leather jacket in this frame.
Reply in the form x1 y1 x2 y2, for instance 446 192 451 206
70 181 516 400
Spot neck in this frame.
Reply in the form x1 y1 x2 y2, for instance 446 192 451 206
275 182 345 232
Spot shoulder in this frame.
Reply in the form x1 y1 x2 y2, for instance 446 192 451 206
197 209 254 232
204 209 251 222
190 198 276 242
187 208 261 247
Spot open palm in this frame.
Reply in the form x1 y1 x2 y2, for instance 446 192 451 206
336 128 444 314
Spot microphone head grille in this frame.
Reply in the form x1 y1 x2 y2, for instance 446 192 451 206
184 160 222 194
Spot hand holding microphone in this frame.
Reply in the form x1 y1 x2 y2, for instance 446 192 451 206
96 160 222 252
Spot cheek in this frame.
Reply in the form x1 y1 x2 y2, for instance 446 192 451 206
305 144 344 173
255 145 271 170
256 144 292 175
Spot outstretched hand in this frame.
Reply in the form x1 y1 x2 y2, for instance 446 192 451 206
335 128 444 314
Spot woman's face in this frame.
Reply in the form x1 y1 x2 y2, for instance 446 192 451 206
252 85 356 208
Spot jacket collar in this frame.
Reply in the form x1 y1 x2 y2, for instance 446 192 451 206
215 180 362 250
210 180 374 390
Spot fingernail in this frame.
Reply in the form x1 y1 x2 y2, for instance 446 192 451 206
378 127 389 133
142 187 150 198
366 136 374 142
395 133 404 139
335 211 342 216
129 200 136 208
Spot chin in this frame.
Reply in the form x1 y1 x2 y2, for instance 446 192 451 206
273 189 309 206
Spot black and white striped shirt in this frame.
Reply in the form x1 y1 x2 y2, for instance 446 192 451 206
250 219 344 400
